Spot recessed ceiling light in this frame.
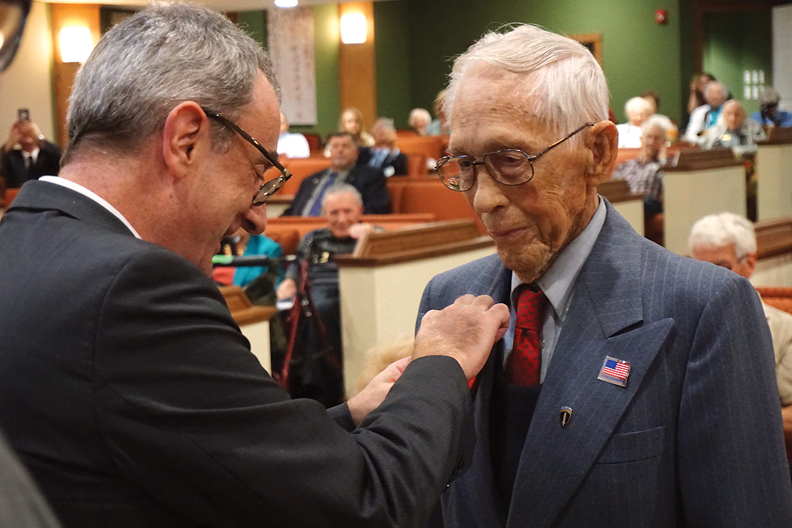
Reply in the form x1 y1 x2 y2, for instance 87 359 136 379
274 0 298 7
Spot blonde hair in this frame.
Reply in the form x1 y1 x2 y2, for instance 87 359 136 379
355 337 414 393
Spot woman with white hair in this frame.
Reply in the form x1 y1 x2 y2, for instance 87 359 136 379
616 96 653 148
408 108 431 136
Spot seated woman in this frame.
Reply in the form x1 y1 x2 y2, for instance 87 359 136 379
408 108 431 136
616 97 653 148
612 117 668 241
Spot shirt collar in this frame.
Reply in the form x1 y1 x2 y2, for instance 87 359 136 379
510 197 607 321
39 176 142 239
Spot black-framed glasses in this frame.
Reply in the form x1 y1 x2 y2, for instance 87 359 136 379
202 107 291 206
434 122 595 192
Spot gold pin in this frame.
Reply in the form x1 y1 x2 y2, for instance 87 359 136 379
560 406 572 427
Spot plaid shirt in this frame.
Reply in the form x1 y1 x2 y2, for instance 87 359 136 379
612 157 664 203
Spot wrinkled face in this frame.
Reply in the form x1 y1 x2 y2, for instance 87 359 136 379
691 243 753 279
188 72 277 273
411 114 430 132
705 86 727 109
448 63 598 283
323 191 363 238
328 135 359 170
341 111 361 135
641 125 666 159
723 103 745 131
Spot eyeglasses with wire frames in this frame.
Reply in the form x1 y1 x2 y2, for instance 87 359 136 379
201 107 292 205
434 122 595 192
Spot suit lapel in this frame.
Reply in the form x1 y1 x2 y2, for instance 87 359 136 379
506 204 675 527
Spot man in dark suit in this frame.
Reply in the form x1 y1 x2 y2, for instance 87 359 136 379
0 5 509 526
282 131 390 216
357 117 409 178
419 24 792 527
1 117 61 189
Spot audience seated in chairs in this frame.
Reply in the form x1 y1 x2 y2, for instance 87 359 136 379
408 108 431 136
701 100 766 156
751 87 792 128
616 97 653 148
357 118 408 178
276 112 310 159
277 184 378 407
688 212 792 470
683 81 730 143
426 89 450 136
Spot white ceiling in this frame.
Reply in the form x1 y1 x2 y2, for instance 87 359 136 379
41 0 396 12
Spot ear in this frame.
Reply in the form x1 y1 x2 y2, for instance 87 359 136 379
744 252 758 278
161 102 211 181
585 120 618 188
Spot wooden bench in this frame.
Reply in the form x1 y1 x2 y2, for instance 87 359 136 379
396 135 449 163
752 217 792 288
386 178 485 234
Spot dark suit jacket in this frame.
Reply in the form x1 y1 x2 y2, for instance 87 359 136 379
0 181 471 527
357 147 409 177
0 141 62 188
282 164 390 216
418 201 792 527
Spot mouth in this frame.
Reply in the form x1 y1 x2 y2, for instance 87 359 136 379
488 226 526 242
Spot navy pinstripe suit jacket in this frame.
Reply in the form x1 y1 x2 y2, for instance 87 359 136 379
418 200 792 527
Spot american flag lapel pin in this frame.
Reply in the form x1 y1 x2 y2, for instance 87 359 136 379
597 356 631 388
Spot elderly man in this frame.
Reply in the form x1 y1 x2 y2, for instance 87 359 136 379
683 81 730 142
277 184 376 406
0 5 510 527
357 118 408 177
689 212 792 465
702 99 766 155
420 24 792 527
612 116 667 221
283 131 389 216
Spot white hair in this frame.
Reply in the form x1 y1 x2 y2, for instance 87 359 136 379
323 183 363 208
688 212 757 257
624 97 653 117
409 108 431 127
703 81 727 99
641 116 669 135
444 24 609 138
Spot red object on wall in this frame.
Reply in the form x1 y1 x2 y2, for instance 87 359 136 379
655 9 668 24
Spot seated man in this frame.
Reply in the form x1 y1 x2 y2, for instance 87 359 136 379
357 117 408 177
702 99 766 156
751 87 792 128
1 117 61 190
276 112 310 159
612 116 667 220
688 212 792 466
282 131 390 216
683 81 730 143
277 184 376 406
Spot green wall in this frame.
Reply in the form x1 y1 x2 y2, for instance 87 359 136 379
403 0 685 124
703 11 772 116
374 1 413 128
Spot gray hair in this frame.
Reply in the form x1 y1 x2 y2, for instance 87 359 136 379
371 117 396 133
703 81 727 100
445 24 608 139
65 3 280 163
688 212 757 257
641 116 669 135
323 183 363 208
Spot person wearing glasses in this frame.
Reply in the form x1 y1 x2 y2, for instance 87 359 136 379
689 212 792 467
0 5 511 527
419 24 792 527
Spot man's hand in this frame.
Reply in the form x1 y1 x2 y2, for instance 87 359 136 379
414 294 510 380
4 122 23 151
347 357 411 426
276 278 297 300
349 223 375 240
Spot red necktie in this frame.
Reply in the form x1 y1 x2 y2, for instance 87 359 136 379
506 286 547 386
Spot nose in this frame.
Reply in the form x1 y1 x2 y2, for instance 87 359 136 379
469 165 508 214
241 203 268 235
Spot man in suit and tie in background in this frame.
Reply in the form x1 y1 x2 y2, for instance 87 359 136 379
0 115 61 193
282 131 390 216
0 4 510 526
419 24 792 527
357 117 409 177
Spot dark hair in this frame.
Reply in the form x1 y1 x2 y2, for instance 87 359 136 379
640 90 661 109
326 131 358 146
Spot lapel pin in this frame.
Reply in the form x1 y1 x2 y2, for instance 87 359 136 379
597 356 631 388
560 406 572 427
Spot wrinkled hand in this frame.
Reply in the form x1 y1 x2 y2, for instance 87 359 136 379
276 278 297 301
349 223 375 240
347 357 411 426
414 294 510 380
